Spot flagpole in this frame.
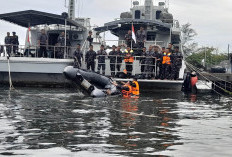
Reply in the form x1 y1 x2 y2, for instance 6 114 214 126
131 21 133 50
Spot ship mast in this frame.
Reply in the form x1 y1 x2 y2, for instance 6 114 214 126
68 0 75 20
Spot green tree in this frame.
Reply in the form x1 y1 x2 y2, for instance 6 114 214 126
181 23 198 56
186 47 227 69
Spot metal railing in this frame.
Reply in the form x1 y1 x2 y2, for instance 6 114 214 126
81 55 180 79
0 44 80 59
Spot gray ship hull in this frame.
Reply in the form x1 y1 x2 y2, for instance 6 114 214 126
0 57 184 91
0 57 73 87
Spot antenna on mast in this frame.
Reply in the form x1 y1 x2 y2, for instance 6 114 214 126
165 0 170 10
68 0 76 20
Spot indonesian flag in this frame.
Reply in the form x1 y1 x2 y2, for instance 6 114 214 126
132 23 136 43
27 27 31 45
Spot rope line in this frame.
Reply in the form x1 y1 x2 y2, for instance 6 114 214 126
7 57 14 90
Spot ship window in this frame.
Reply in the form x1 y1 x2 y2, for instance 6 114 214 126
156 11 162 19
135 10 141 19
147 32 156 41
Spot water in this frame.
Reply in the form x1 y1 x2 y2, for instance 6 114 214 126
0 87 231 157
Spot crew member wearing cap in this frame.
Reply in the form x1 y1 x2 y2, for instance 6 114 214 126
11 32 19 55
38 29 48 58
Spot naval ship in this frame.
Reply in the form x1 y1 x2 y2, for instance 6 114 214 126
0 0 185 91
0 0 102 87
93 0 186 90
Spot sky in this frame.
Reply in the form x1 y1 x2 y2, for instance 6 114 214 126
0 0 231 53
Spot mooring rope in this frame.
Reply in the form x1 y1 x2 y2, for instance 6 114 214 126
7 56 14 90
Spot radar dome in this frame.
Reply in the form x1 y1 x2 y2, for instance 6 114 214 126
133 1 139 6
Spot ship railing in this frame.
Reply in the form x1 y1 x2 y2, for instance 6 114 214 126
102 39 166 48
81 55 161 77
0 44 83 59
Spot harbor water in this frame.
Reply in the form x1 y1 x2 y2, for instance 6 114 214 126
0 87 231 157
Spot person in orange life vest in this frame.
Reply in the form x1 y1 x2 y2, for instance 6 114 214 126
161 48 172 79
124 47 134 78
112 81 132 98
131 78 140 96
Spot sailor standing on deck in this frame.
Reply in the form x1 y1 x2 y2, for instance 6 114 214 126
38 29 48 58
145 45 155 79
172 46 183 80
161 48 173 79
73 44 83 68
124 47 134 78
116 46 123 73
109 45 117 77
136 27 146 48
57 32 65 58
153 45 162 78
11 32 19 55
87 31 93 46
85 45 96 72
97 45 107 75
140 47 147 76
125 30 134 47
5 32 11 57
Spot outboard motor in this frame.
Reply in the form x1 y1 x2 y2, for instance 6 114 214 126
63 66 119 97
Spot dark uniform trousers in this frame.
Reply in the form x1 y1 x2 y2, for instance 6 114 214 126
39 44 47 57
6 46 11 56
166 64 172 79
116 64 121 72
144 60 154 78
160 64 167 79
87 62 95 71
110 62 116 76
97 63 105 75
74 59 82 68
126 63 133 77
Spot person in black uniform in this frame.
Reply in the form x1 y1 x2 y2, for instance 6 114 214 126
85 45 96 71
109 45 117 77
87 31 93 46
145 45 155 79
38 29 48 58
153 45 162 78
5 32 11 56
73 44 83 68
57 32 65 58
125 30 134 47
116 46 123 72
11 32 19 55
140 47 147 76
97 45 107 75
136 27 146 48
172 46 183 80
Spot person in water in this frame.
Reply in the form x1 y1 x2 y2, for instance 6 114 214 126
110 77 140 97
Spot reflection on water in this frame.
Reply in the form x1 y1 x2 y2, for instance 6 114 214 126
0 87 231 156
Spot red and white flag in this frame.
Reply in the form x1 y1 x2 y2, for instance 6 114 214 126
132 23 136 43
27 27 31 45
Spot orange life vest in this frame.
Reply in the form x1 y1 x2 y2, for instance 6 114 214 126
191 76 198 87
124 50 134 63
132 81 140 96
162 53 171 65
122 85 132 98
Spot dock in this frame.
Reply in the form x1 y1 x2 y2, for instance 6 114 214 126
198 72 232 94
